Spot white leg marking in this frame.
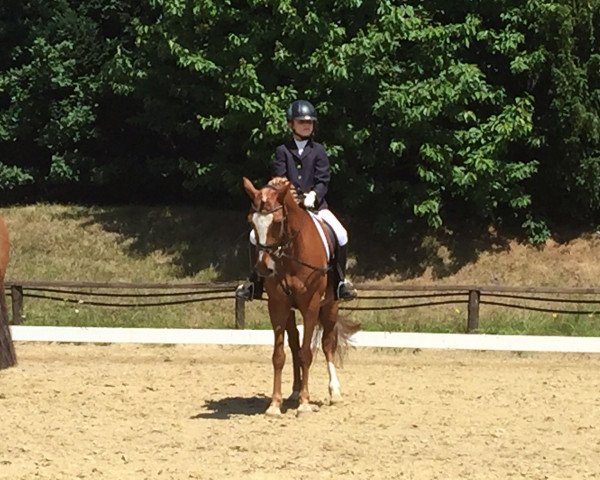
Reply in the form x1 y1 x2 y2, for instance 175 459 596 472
296 403 319 416
265 404 282 417
327 361 342 402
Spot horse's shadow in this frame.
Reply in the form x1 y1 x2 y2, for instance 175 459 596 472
191 394 321 419
191 395 271 419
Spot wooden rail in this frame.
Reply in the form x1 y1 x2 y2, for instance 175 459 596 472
4 280 600 333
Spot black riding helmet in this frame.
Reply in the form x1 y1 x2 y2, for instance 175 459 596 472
286 100 317 122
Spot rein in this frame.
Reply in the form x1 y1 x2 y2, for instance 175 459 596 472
280 250 330 273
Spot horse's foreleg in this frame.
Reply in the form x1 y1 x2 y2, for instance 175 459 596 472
266 301 290 417
266 323 286 417
320 303 342 404
285 310 301 402
297 302 320 415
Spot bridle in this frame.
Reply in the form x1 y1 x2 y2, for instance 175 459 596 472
250 192 329 274
251 203 293 256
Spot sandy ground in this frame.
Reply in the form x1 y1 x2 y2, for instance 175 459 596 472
1 342 600 480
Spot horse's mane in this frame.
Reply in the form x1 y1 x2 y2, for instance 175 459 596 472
268 177 301 205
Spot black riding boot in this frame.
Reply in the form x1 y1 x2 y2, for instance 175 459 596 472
335 244 357 301
235 247 264 301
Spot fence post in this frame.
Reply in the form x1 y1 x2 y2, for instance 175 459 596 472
467 290 480 333
235 297 245 329
10 285 23 325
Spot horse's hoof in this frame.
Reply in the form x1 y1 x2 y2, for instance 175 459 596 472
329 386 343 404
330 393 343 404
265 405 282 417
296 403 319 417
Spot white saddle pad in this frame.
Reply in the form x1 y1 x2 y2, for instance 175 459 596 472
308 212 331 262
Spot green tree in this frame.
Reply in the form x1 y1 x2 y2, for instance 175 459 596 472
1 0 599 243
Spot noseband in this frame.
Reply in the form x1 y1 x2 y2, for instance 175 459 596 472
252 203 291 256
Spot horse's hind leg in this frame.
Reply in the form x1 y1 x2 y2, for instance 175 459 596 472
320 302 343 404
285 310 301 402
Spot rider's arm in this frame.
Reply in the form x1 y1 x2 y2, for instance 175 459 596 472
312 144 330 202
272 145 288 178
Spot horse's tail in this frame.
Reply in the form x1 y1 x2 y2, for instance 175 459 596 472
311 314 360 366
333 315 361 367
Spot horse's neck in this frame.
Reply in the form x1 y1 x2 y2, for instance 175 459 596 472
284 191 309 233
286 206 310 234
285 200 326 261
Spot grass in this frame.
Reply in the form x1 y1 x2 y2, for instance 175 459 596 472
2 203 600 335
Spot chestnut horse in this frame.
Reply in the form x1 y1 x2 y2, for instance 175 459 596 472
243 177 359 416
0 215 16 369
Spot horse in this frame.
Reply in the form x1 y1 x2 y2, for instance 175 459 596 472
0 215 16 369
242 176 359 416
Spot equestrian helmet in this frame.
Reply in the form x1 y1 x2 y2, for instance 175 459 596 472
286 100 317 122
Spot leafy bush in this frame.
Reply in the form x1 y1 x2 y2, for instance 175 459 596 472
1 0 599 240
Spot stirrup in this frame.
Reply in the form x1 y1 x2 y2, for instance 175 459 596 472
336 280 357 301
235 281 255 301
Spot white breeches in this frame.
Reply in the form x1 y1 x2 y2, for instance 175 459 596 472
249 209 348 246
316 209 348 246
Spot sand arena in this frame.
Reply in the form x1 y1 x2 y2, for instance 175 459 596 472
1 342 599 479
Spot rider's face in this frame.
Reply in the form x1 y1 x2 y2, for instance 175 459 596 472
290 119 314 139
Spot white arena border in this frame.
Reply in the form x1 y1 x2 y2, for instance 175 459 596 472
9 325 600 353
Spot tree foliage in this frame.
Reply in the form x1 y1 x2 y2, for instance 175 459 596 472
1 0 599 241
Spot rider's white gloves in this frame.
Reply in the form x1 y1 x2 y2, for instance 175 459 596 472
303 191 317 209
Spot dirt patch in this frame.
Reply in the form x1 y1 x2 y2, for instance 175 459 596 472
1 343 599 479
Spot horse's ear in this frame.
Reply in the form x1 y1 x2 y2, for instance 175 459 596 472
242 177 259 200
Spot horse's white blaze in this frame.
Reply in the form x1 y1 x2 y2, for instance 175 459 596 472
327 361 341 397
252 212 275 271
252 212 273 246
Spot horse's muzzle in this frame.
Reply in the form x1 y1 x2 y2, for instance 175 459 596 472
255 252 276 277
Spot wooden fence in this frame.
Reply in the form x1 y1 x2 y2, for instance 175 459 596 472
5 280 600 332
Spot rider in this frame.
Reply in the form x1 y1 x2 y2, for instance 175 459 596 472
235 99 358 302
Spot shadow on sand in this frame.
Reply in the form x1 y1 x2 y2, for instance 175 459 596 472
190 395 324 419
191 395 271 419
